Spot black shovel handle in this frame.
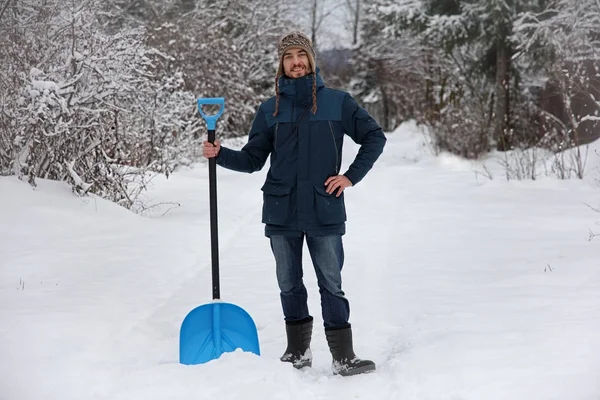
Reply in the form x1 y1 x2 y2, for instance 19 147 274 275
208 128 220 300
197 97 224 301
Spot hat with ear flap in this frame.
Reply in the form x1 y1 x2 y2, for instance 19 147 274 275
273 31 318 117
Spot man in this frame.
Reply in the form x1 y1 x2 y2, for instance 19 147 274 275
202 31 386 376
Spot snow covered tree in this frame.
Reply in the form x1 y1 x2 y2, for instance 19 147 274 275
351 0 434 131
352 0 553 157
513 0 600 178
343 0 361 46
423 0 553 152
131 0 298 140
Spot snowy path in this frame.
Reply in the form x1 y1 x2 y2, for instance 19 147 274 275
1 122 599 400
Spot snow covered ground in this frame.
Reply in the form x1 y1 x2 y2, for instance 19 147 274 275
1 122 599 400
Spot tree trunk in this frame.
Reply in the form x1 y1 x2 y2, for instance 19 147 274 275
381 86 390 131
352 0 359 45
494 35 511 151
311 0 318 51
0 0 12 22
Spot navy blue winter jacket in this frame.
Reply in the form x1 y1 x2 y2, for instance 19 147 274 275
216 68 386 236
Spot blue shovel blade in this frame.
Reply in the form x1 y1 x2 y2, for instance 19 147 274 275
179 302 260 365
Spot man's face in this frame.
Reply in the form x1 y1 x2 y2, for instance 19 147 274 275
282 47 312 78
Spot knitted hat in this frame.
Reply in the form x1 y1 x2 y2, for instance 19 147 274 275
273 31 318 116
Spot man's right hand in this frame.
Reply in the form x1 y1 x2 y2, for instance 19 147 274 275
202 140 221 159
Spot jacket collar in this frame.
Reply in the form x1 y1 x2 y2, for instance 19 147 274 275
278 66 325 105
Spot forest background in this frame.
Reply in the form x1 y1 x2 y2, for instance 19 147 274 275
1 0 599 209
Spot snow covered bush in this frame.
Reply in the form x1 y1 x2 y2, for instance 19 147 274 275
0 0 168 208
427 94 492 159
0 0 292 209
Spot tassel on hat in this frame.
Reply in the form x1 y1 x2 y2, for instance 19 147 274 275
273 31 318 117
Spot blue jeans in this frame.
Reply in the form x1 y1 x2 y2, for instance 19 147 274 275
269 234 350 328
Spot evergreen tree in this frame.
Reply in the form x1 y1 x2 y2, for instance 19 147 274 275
356 0 552 157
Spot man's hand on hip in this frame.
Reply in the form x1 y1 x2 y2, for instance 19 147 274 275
324 175 353 197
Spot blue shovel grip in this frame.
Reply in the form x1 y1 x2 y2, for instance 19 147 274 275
197 97 225 131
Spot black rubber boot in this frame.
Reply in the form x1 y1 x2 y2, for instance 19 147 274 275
280 316 313 369
325 324 376 376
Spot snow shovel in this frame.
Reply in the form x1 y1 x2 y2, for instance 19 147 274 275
179 97 260 365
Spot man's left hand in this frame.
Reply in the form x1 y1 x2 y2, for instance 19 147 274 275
324 175 353 197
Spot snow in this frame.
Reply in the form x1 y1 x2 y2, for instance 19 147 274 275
31 80 60 93
29 68 44 78
1 121 600 400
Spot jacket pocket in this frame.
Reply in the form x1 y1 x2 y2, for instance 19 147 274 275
313 186 346 225
261 182 292 225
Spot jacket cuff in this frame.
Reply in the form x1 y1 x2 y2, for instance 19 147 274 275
343 171 358 186
215 146 229 166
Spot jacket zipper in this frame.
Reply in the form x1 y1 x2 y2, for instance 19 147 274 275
328 121 339 174
274 122 279 148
